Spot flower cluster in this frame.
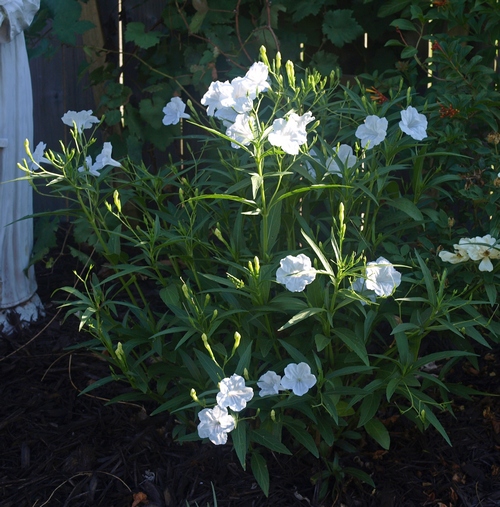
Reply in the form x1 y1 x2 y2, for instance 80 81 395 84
439 235 500 272
197 373 253 445
351 256 402 303
355 106 428 149
196 61 314 154
258 362 317 397
30 111 121 177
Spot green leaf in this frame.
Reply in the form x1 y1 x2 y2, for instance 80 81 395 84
344 467 376 487
278 307 325 331
390 19 418 32
322 10 363 48
250 429 292 455
364 418 390 450
357 393 382 428
194 349 224 385
125 22 162 49
315 333 331 352
401 46 419 59
332 328 369 366
251 453 269 497
284 418 319 458
235 341 252 376
232 421 247 470
387 197 423 222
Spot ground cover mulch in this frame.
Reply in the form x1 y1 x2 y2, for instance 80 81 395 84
2 245 500 507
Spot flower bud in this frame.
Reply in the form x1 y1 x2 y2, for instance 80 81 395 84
448 217 455 228
259 46 270 67
286 60 295 88
271 409 276 422
253 256 260 274
115 342 127 369
275 51 282 71
113 189 122 213
233 331 241 350
190 388 199 403
243 368 249 381
339 202 345 225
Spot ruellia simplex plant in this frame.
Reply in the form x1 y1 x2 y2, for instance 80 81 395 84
22 48 500 497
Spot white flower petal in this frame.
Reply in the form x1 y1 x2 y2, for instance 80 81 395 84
355 115 388 149
281 362 316 396
216 374 254 412
399 106 427 141
276 253 317 292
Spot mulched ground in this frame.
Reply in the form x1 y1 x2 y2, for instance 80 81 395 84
2 243 500 507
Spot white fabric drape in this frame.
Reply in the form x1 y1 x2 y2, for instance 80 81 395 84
0 1 40 314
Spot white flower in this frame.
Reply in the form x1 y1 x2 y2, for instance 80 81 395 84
365 256 402 297
439 239 471 265
29 142 50 170
399 106 428 141
162 97 190 126
355 115 388 149
197 405 236 445
280 362 317 396
216 374 254 412
325 144 356 176
77 155 101 177
464 235 500 272
241 61 270 95
225 113 256 148
201 80 234 116
61 110 99 133
95 142 121 169
268 111 315 155
257 371 282 397
276 253 317 292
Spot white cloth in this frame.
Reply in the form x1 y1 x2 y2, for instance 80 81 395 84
0 0 40 312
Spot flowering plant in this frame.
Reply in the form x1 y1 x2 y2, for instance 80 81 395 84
22 47 500 498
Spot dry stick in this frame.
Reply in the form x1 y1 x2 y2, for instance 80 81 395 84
35 471 131 507
67 353 145 410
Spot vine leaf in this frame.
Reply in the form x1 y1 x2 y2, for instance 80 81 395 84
322 9 363 48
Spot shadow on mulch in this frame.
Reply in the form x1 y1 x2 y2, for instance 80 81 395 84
1 250 500 506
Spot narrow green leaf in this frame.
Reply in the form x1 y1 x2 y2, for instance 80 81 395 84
364 418 390 450
332 327 369 366
387 197 423 222
284 418 319 458
232 421 247 470
357 393 382 428
250 429 292 455
251 453 269 497
278 307 325 331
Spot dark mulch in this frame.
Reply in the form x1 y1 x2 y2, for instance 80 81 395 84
2 246 500 507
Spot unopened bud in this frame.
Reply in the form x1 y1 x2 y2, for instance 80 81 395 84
286 60 295 88
243 368 249 381
339 202 345 225
448 217 455 228
271 409 276 422
233 331 241 350
275 51 282 71
190 388 199 403
259 46 270 67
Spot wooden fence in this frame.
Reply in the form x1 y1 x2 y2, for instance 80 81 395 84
28 0 499 212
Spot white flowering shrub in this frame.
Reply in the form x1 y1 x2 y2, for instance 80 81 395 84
22 47 500 497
